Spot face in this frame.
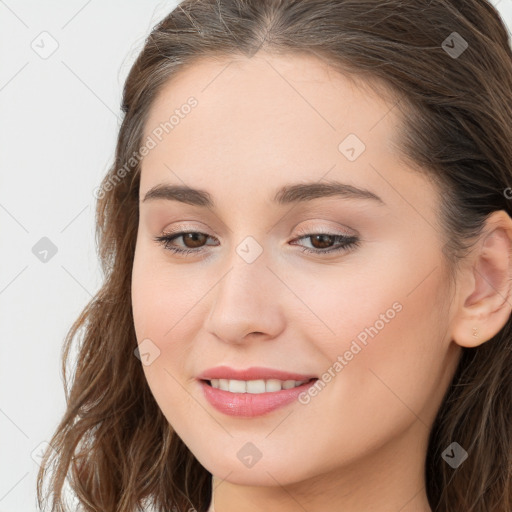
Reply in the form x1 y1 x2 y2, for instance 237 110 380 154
131 52 462 487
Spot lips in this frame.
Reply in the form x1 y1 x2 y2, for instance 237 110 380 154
196 366 319 417
196 365 317 381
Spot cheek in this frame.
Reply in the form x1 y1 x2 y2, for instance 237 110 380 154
131 271 196 430
131 245 210 409
273 266 449 475
131 240 199 341
311 264 448 431
287 248 448 416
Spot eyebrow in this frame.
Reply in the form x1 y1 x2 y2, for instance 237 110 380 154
142 180 385 207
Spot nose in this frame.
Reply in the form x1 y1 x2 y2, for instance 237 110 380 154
204 249 285 345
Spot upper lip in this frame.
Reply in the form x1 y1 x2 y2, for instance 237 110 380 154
197 366 318 381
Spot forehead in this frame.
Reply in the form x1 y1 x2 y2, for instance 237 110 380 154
139 52 435 216
142 51 399 145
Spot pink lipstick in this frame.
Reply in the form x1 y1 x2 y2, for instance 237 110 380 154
197 366 318 417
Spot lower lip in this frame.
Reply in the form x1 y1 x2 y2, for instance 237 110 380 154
199 379 318 417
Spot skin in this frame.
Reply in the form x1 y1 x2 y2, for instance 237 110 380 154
131 52 512 512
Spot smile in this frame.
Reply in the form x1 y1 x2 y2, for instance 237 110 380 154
199 378 318 417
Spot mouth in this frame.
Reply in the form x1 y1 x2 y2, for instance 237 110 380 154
199 377 319 417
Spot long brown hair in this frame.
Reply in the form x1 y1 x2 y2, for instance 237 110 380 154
36 1 512 510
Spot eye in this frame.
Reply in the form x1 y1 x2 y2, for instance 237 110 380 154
154 230 360 256
154 231 219 255
291 232 360 255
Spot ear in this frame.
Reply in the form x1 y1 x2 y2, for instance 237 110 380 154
450 210 512 348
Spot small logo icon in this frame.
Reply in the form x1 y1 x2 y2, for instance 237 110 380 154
237 442 263 468
442 32 468 59
236 236 263 264
31 31 59 59
441 441 468 468
32 236 58 263
338 133 366 162
31 441 57 467
134 338 161 366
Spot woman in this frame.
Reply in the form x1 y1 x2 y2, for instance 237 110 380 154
37 1 512 511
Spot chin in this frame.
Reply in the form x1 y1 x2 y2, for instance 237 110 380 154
195 447 312 487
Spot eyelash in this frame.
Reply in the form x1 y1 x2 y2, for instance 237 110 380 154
154 229 360 257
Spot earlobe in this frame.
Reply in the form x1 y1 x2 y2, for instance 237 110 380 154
451 210 512 348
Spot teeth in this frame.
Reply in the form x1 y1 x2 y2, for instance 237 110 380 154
229 379 246 393
247 380 266 393
265 379 282 392
209 378 309 393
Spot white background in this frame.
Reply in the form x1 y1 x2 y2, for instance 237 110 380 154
1 1 511 510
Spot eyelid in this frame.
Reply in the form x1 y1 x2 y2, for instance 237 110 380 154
160 218 359 237
160 222 213 235
293 223 357 238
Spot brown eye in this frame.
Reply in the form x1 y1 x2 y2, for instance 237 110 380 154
181 232 208 248
155 230 359 257
154 231 218 255
308 234 336 250
291 232 360 255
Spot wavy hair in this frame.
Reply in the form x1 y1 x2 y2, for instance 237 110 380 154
37 1 512 510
